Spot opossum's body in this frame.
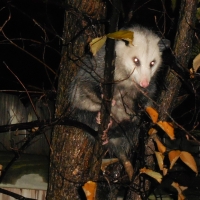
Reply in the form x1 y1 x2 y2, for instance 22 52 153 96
69 26 168 179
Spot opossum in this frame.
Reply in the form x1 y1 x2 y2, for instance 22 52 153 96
68 25 169 180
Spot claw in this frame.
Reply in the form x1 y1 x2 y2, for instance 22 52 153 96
101 119 113 145
96 111 101 124
124 161 134 181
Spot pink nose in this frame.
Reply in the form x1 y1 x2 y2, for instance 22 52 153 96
140 80 149 88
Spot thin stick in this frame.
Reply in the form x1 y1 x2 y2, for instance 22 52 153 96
3 62 40 120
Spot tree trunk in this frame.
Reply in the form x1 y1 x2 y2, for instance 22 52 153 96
46 1 106 199
46 0 198 199
158 0 198 121
126 0 198 199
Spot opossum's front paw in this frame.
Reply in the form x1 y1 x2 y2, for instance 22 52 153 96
95 98 115 125
96 111 101 124
95 111 113 144
101 119 113 145
112 99 116 106
101 134 109 145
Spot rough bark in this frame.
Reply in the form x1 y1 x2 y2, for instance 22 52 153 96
46 0 198 199
46 1 106 199
158 0 198 120
91 0 121 186
126 1 198 199
125 137 155 200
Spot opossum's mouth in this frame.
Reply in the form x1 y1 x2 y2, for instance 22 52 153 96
133 80 150 91
139 80 149 88
133 79 149 89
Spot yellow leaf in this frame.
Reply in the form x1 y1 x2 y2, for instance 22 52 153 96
156 138 166 153
107 30 134 44
180 185 188 191
178 193 186 200
180 151 198 174
191 53 200 78
152 134 166 153
89 36 107 56
168 150 181 169
171 182 186 200
82 181 97 200
197 8 200 21
140 167 162 183
189 68 195 79
89 30 134 56
101 158 119 172
171 0 177 11
148 128 157 135
163 167 168 176
155 151 165 170
145 107 158 123
157 121 175 140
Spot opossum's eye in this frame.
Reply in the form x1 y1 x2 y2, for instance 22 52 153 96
150 60 155 68
133 57 140 66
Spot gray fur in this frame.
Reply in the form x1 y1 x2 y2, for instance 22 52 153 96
69 26 165 124
68 25 169 179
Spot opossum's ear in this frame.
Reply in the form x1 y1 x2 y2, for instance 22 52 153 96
158 39 170 52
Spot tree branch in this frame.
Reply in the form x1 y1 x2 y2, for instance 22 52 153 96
158 0 198 121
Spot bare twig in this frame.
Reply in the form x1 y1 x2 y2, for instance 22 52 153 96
3 62 40 120
1 30 57 76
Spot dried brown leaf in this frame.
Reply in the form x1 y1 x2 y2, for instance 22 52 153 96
153 135 167 153
191 53 200 78
171 182 186 200
140 167 162 183
155 151 165 170
101 158 119 172
148 128 157 135
169 150 181 169
82 181 97 200
157 121 175 140
180 151 198 174
163 167 168 176
146 107 159 123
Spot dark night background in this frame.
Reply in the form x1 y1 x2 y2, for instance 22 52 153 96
0 0 176 94
0 0 64 95
0 0 199 140
0 1 200 199
2 0 195 128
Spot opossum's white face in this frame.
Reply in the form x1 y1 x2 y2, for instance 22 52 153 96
115 27 162 88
